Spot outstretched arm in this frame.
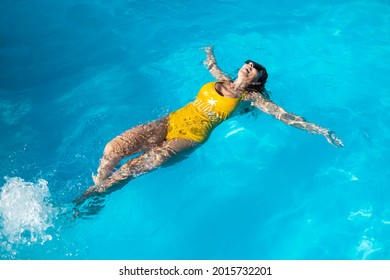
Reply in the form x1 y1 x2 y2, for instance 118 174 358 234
202 46 231 81
244 92 344 147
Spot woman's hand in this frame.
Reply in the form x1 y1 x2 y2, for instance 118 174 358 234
202 46 214 54
200 46 230 81
202 46 216 69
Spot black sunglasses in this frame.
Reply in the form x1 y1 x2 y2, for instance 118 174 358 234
245 60 265 72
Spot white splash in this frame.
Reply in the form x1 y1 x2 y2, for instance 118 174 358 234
0 177 57 250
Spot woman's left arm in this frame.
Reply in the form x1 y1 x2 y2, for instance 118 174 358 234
244 92 344 147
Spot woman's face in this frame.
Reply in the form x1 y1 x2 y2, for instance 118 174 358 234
238 62 261 83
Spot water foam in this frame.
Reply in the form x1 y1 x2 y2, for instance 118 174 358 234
357 236 381 260
0 177 57 257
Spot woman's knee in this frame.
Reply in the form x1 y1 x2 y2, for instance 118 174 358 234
103 140 120 160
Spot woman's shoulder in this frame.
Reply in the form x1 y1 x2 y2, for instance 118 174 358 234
243 89 270 101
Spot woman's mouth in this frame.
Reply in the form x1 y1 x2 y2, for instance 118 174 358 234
240 66 251 74
244 66 251 75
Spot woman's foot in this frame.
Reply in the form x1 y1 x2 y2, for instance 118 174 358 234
73 184 106 205
92 173 100 185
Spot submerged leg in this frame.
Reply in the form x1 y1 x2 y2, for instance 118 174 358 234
94 118 168 185
76 138 198 204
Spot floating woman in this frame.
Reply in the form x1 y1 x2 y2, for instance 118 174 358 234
75 47 343 205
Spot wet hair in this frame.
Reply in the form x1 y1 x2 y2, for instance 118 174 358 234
245 60 269 99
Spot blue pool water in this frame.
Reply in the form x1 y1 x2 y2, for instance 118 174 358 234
1 0 389 260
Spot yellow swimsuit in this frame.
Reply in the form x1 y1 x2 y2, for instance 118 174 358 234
166 82 243 142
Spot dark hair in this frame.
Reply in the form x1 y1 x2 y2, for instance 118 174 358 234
245 60 269 98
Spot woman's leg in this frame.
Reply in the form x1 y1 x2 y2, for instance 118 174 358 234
94 118 168 185
77 138 198 204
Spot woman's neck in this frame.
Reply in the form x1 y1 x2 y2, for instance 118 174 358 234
229 78 249 95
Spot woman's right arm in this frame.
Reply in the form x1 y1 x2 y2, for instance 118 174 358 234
202 46 231 81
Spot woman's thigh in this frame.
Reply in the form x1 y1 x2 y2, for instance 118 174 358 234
107 117 169 158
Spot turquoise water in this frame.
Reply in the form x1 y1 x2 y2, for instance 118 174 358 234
0 0 389 259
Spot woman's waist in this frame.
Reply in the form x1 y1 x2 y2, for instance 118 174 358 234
175 101 231 122
166 104 214 142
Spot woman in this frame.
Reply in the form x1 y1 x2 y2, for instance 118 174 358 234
75 47 343 204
